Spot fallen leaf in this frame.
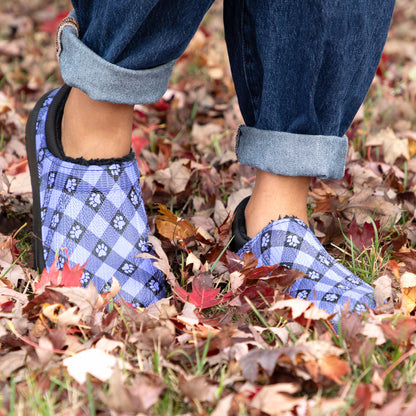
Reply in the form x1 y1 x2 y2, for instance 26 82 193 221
174 273 231 309
250 383 302 415
400 271 416 314
63 348 131 384
366 128 409 165
156 203 196 241
178 375 218 403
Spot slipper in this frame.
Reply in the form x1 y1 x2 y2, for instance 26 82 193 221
232 197 375 318
25 86 165 307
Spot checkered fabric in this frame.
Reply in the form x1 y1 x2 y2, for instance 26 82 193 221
33 89 165 307
237 216 375 319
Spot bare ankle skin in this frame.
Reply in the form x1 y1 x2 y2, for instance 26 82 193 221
245 170 310 238
61 88 133 160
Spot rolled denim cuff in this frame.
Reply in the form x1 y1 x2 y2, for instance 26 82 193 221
236 126 348 180
57 11 175 104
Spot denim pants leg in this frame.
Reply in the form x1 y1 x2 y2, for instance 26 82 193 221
60 1 214 103
224 0 395 179
59 0 395 180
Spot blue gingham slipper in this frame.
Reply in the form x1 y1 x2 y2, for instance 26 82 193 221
232 197 375 319
25 86 165 307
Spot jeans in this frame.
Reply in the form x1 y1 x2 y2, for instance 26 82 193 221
59 0 395 180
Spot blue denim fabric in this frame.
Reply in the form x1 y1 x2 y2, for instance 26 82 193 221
60 0 395 179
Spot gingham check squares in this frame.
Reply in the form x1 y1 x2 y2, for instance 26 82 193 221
237 216 375 319
34 89 165 307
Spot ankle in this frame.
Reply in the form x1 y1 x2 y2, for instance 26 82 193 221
61 88 133 159
245 170 310 238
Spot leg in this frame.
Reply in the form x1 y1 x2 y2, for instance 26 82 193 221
26 1 213 306
225 0 395 318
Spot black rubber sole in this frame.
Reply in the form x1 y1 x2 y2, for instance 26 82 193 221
25 90 56 272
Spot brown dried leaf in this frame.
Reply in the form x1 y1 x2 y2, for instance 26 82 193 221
156 203 196 241
366 128 409 165
178 375 218 403
250 383 302 415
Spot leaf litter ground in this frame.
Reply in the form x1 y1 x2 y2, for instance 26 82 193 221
1 0 416 415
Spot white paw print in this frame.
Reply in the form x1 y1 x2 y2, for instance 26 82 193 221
57 256 65 270
51 212 61 228
129 190 139 206
318 254 331 266
80 271 92 286
346 276 361 285
65 177 78 193
261 233 271 248
95 243 108 258
137 238 149 252
88 192 103 208
309 271 321 280
286 234 301 248
323 293 339 302
337 283 351 291
148 279 160 292
354 303 367 313
112 214 126 231
48 172 56 187
108 164 121 177
69 224 83 240
121 262 135 275
297 290 309 300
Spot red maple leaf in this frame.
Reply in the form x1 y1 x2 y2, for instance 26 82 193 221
346 218 379 252
132 136 149 157
174 274 232 309
35 252 85 290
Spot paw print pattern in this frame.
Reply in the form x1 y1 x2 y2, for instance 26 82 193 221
323 293 341 303
285 233 302 249
50 211 62 229
119 261 137 276
260 231 272 253
68 222 85 242
80 270 92 287
47 171 57 189
308 270 322 281
94 241 110 259
354 302 367 314
128 187 140 208
56 255 65 270
107 163 121 179
345 275 362 286
317 253 332 267
335 282 353 291
64 176 80 195
146 277 161 294
87 189 105 211
40 208 47 223
136 238 149 253
297 289 311 300
111 212 127 232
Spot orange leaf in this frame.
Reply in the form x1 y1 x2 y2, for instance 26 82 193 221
156 204 196 241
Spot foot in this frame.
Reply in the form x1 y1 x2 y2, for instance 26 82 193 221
232 197 375 320
244 170 310 238
25 86 165 307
